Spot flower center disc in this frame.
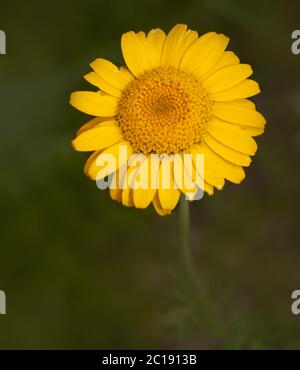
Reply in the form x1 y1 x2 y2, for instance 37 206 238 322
117 66 211 155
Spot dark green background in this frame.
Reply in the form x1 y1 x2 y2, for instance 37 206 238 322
0 0 300 349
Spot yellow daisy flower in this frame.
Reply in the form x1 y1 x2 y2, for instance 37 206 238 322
70 24 266 216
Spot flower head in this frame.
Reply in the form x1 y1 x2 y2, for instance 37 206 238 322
70 24 266 216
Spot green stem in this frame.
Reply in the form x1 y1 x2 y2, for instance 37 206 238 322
179 196 199 287
178 196 224 335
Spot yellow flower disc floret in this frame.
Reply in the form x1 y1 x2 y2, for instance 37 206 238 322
117 66 212 155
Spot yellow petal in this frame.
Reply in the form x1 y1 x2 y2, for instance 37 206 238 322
78 119 118 138
83 150 102 179
85 141 133 180
180 32 216 71
203 181 214 195
109 170 123 203
181 33 229 78
202 143 245 184
207 117 258 155
209 79 260 101
72 123 123 151
121 31 152 77
122 187 134 207
76 117 113 136
207 114 264 137
90 58 133 91
179 152 214 195
203 64 253 93
173 154 198 198
83 71 103 88
133 156 158 209
203 133 252 166
238 126 264 137
190 144 225 189
193 173 215 195
94 120 119 128
212 101 266 128
84 72 122 98
161 24 198 68
186 160 214 195
235 98 255 108
70 91 118 117
209 50 239 71
152 192 171 216
133 188 156 209
201 51 240 81
116 162 135 207
158 187 180 212
110 187 122 203
147 28 166 67
158 157 180 211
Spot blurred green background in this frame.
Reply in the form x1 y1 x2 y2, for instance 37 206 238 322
0 0 300 349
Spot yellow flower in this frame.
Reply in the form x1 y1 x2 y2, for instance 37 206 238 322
70 24 266 216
